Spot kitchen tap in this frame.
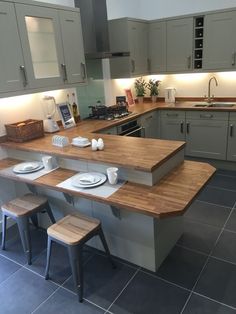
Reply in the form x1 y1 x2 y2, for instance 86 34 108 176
205 76 218 103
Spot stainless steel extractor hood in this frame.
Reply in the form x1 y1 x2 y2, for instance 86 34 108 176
74 0 130 59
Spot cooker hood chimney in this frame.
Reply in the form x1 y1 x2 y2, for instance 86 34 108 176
74 0 129 59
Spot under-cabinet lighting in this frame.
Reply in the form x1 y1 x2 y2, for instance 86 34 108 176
172 73 208 82
217 72 236 80
115 78 135 90
0 94 33 108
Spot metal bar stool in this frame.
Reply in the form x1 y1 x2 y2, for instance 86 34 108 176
1 193 55 265
44 213 116 302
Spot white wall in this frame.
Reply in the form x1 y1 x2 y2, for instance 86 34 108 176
106 0 141 20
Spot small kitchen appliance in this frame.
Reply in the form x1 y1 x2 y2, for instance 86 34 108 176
165 87 176 103
42 96 60 133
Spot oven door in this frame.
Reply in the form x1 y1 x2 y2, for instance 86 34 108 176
121 126 145 137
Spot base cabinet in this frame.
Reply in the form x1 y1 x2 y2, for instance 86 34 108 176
141 111 159 138
227 112 236 161
160 110 185 141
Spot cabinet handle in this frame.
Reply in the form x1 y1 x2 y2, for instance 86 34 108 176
180 121 184 133
186 122 190 134
61 63 68 82
230 124 234 137
187 55 192 69
131 59 135 73
232 52 236 66
200 113 213 118
81 62 87 81
147 58 151 72
20 65 28 87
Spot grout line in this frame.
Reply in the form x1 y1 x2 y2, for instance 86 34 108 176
0 264 23 288
31 285 61 314
193 292 236 311
207 184 236 193
180 200 236 313
209 255 236 268
106 267 140 312
175 244 209 257
194 199 232 209
0 252 25 267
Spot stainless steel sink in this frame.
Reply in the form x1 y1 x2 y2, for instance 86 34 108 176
194 102 236 108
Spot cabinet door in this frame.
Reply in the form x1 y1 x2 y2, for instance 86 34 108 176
149 21 166 73
227 122 236 161
141 112 159 138
166 18 193 72
59 10 86 84
128 21 148 76
203 11 236 70
0 2 25 92
15 4 65 89
185 120 228 159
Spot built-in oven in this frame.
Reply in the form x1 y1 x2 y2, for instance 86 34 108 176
117 119 145 137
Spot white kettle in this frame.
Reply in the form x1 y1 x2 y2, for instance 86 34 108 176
165 87 176 103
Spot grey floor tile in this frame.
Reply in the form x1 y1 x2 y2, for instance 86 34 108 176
156 246 207 289
0 254 21 284
0 224 47 265
208 174 236 191
212 230 236 264
197 186 236 208
0 267 57 314
185 200 231 228
110 271 189 314
183 293 236 314
195 258 236 308
177 219 221 254
63 253 137 310
34 287 104 314
217 169 236 177
225 210 236 232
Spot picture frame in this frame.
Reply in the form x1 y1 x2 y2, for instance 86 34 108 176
57 102 75 129
124 89 135 106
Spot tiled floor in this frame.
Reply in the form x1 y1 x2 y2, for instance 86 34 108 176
1 169 236 313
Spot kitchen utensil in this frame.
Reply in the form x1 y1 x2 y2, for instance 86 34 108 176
71 172 106 188
52 135 69 147
107 167 118 185
13 162 44 174
71 137 91 147
97 138 104 150
42 156 54 171
91 139 98 151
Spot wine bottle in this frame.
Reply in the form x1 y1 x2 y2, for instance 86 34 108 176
72 92 79 123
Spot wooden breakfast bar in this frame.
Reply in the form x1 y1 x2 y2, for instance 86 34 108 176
0 114 216 271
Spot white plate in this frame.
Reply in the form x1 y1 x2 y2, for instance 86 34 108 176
77 174 101 185
72 172 107 188
71 141 91 148
13 162 44 174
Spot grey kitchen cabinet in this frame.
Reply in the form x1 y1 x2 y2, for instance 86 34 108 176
203 11 236 71
185 111 228 160
109 18 148 78
160 110 185 141
166 17 194 72
140 111 159 138
14 3 86 90
227 112 236 161
0 2 26 92
148 21 166 73
98 126 117 135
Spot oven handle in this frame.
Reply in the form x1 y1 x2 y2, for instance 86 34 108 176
123 126 144 137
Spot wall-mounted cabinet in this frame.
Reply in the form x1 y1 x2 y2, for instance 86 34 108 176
166 17 194 72
0 0 86 96
203 11 236 71
148 21 166 73
109 18 149 78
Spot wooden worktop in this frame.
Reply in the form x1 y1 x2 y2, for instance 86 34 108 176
0 158 215 218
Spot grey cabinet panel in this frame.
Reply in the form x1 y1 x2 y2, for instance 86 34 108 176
148 21 166 73
203 11 236 70
0 2 25 92
227 120 236 161
186 110 228 121
186 119 228 160
15 3 65 89
160 118 185 141
141 111 159 138
59 10 86 84
166 17 193 72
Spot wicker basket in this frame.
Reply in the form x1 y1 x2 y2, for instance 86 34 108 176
5 119 44 142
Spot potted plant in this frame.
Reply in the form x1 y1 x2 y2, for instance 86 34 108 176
134 77 147 103
147 79 161 103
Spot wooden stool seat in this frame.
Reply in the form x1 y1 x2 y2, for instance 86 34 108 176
47 213 100 245
45 212 115 302
1 193 55 265
2 194 48 217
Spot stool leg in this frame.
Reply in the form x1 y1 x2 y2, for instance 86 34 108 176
1 213 7 250
17 217 32 265
68 246 83 302
98 228 116 269
45 236 52 280
30 214 39 228
45 202 56 224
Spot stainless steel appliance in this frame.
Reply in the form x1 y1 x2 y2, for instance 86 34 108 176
117 119 145 137
88 104 132 120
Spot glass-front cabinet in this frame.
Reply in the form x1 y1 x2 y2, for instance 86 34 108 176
15 4 65 88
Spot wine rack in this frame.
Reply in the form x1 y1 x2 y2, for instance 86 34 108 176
194 16 204 69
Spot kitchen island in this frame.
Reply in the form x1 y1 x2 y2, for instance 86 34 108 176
0 103 216 271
